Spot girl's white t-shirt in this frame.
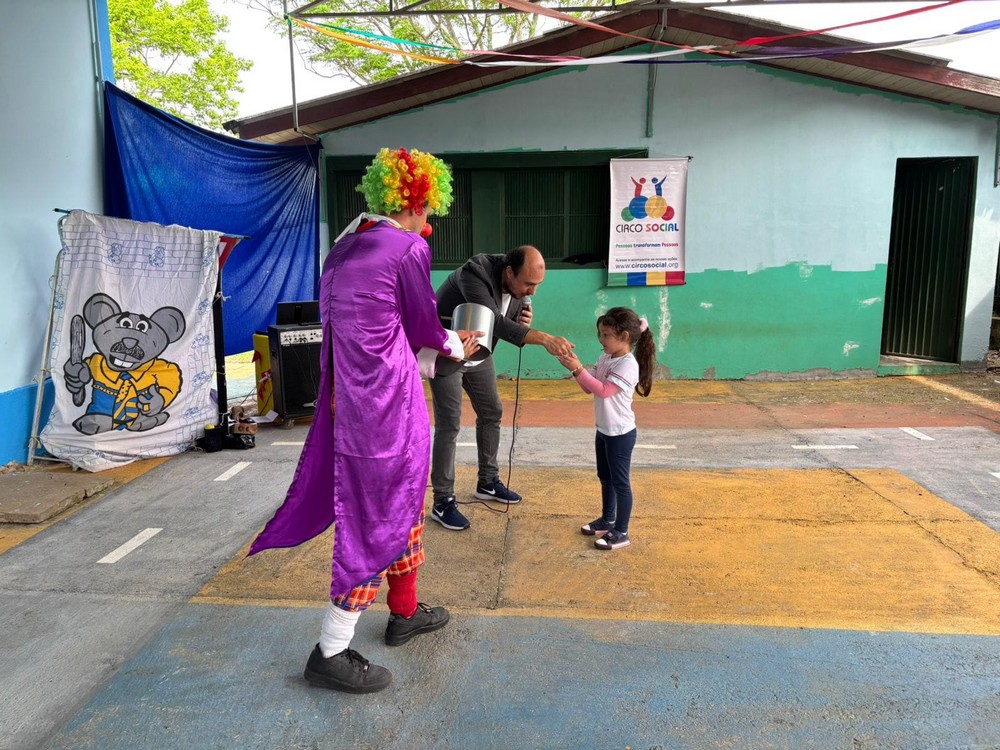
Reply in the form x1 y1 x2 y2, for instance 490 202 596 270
592 352 639 436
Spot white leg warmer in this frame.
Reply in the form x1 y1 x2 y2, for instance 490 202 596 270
319 603 361 658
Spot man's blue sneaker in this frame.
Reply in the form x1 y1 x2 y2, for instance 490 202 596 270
473 476 522 504
431 496 470 530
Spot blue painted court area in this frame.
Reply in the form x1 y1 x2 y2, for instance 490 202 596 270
48 603 1000 750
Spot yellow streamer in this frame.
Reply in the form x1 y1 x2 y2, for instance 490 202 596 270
291 18 458 65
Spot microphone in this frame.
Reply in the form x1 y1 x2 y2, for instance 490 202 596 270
519 295 532 326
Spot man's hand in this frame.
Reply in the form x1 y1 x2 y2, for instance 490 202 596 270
543 335 575 358
524 329 575 356
518 306 533 326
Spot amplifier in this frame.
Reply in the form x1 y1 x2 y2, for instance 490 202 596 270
268 324 322 420
273 326 322 347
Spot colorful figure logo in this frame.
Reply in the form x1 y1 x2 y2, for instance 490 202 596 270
622 175 675 222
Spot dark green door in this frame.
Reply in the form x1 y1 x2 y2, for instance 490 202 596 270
882 157 976 362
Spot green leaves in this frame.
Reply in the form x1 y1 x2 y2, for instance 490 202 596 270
109 0 252 130
257 0 549 86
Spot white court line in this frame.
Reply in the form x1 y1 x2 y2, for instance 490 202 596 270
792 445 859 450
271 441 305 446
214 461 252 481
916 377 1000 412
97 528 162 564
456 442 477 447
991 472 1000 481
899 427 934 441
636 444 677 450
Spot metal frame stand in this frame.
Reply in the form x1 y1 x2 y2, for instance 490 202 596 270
27 213 72 466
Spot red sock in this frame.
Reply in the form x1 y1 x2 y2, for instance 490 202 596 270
386 571 418 618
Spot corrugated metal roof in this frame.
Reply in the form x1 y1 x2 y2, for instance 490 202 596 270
227 7 1000 144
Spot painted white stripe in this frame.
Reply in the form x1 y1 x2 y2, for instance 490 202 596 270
916 377 1000 411
899 427 934 441
271 441 305 446
636 444 677 450
792 445 859 450
214 461 252 481
456 442 477 447
97 528 162 564
991 472 1000 481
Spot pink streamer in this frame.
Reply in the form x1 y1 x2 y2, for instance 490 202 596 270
737 0 969 46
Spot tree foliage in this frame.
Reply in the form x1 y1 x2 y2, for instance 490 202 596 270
109 0 252 130
246 0 548 87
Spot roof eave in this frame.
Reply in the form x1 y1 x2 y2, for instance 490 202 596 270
230 7 1000 144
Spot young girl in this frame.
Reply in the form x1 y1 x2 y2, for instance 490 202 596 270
557 307 655 550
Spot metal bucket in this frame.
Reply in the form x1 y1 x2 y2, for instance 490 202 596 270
450 302 494 361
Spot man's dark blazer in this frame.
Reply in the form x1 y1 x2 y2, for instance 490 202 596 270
434 254 530 377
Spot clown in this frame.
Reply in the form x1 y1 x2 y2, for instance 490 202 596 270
250 147 480 693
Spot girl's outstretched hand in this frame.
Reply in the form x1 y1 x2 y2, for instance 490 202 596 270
557 353 582 372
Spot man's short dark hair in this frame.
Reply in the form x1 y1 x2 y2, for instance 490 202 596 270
503 245 534 276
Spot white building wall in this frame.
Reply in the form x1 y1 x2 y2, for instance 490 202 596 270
322 59 1000 363
0 1 106 462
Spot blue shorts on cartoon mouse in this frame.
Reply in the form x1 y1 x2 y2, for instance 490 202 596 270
63 292 186 435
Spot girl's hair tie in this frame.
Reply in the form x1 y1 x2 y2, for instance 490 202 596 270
639 317 649 333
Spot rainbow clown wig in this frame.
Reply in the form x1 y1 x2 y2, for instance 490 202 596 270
358 147 454 217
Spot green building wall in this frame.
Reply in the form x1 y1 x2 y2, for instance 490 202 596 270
433 263 889 380
330 52 1000 380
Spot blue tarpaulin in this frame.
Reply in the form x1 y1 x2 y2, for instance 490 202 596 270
102 83 320 355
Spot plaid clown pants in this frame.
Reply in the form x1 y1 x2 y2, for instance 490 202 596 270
332 511 426 613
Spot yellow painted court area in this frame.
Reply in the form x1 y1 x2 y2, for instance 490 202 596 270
197 466 1000 636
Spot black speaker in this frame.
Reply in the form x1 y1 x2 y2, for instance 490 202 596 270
268 324 322 419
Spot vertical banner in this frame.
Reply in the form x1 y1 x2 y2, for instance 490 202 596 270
40 210 222 472
607 157 689 287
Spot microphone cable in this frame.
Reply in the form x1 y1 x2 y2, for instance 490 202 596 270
468 342 523 516
460 300 528 516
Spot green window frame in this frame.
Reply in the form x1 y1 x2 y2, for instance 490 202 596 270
325 149 646 269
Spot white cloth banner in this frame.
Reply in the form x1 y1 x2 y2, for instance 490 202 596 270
41 210 222 472
608 158 689 286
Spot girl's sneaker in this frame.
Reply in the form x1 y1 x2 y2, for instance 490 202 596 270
581 517 613 537
595 529 630 550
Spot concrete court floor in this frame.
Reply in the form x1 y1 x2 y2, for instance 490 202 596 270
3 374 1000 750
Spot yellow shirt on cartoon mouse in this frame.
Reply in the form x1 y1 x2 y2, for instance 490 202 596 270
85 353 182 428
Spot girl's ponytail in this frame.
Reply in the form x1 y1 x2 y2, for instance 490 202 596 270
634 325 655 397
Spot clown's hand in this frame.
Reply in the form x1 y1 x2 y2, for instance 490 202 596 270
458 330 483 361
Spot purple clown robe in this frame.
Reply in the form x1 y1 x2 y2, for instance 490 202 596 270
248 221 452 598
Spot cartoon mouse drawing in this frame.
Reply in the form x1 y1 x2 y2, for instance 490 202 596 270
63 293 186 435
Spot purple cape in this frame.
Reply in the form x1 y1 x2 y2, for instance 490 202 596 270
248 223 450 597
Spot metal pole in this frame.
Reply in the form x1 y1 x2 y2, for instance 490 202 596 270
212 277 229 430
285 0 301 134
27 218 67 465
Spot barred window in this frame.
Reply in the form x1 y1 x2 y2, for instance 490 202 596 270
326 149 644 269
